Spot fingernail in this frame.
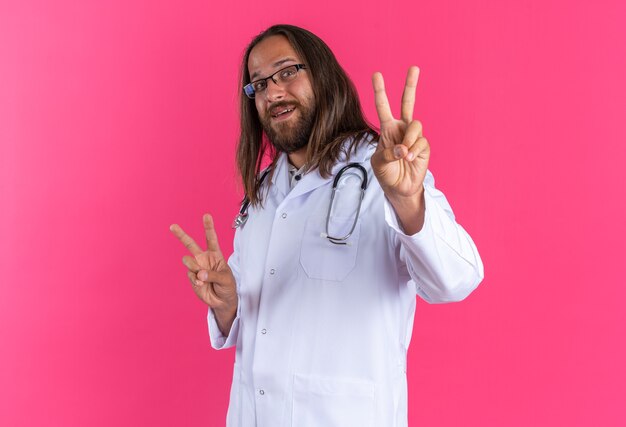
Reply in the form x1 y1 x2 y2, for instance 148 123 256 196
393 146 403 158
199 271 208 281
195 280 203 286
407 152 415 161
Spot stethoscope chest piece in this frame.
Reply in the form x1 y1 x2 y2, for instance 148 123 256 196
232 212 248 229
233 168 271 229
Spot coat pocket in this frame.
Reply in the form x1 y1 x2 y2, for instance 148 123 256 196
300 214 361 281
292 373 375 427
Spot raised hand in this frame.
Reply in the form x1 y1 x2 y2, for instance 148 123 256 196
170 214 238 320
370 66 430 200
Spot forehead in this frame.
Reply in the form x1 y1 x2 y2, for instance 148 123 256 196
248 35 302 80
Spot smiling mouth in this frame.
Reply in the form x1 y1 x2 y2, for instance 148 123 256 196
271 107 295 119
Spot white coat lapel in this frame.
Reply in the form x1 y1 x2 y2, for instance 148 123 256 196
269 153 290 199
281 139 372 203
283 166 332 202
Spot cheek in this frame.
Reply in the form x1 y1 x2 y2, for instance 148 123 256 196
255 99 265 117
298 83 315 106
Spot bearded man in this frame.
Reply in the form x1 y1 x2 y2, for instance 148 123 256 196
171 24 484 427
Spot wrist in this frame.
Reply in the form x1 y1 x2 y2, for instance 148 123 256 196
213 300 238 337
385 186 424 210
213 298 238 318
386 187 426 235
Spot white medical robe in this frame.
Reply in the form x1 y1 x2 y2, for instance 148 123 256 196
208 140 484 427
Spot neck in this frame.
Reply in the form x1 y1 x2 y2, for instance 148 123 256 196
287 146 307 169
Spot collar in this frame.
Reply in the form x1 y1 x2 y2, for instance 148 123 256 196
270 134 375 201
287 163 307 190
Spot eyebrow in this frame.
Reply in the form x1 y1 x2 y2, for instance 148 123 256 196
250 57 298 81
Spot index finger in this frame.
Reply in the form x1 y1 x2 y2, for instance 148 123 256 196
169 223 203 256
372 72 394 127
400 66 420 123
203 213 222 254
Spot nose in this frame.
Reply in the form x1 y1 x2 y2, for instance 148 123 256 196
264 78 286 102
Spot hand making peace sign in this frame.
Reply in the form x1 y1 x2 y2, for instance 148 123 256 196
370 66 430 200
170 214 237 316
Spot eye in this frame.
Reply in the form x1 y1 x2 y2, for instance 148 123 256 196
280 68 296 78
253 80 267 91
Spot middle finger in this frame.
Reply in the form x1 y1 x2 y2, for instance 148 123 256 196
400 66 420 123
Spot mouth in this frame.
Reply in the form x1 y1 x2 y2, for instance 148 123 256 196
271 107 296 121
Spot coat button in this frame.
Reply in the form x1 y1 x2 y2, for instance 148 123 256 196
281 213 287 219
270 269 275 275
259 389 265 395
261 329 267 334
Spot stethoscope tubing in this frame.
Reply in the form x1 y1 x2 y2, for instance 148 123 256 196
325 163 368 245
233 163 368 246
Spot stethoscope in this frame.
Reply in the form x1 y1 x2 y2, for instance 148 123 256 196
233 163 368 245
232 168 272 229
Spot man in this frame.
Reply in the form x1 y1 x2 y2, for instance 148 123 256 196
170 24 483 427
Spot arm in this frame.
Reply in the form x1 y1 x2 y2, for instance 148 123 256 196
206 227 242 350
170 214 240 350
370 67 483 301
384 170 484 302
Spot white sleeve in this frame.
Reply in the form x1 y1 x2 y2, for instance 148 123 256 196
384 170 484 303
206 230 241 350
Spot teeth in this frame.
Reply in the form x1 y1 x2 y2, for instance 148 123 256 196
273 108 294 118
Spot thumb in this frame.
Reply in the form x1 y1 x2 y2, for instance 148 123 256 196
198 269 233 285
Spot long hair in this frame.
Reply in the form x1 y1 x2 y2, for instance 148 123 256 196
237 24 378 206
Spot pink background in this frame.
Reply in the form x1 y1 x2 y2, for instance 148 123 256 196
1 0 625 426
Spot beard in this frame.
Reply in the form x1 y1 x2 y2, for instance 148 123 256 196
260 100 316 154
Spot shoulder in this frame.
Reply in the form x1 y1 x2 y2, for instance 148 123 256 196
342 132 378 164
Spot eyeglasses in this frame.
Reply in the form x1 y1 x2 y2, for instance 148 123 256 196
243 64 307 99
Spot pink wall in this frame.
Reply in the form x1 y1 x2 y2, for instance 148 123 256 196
1 0 625 426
